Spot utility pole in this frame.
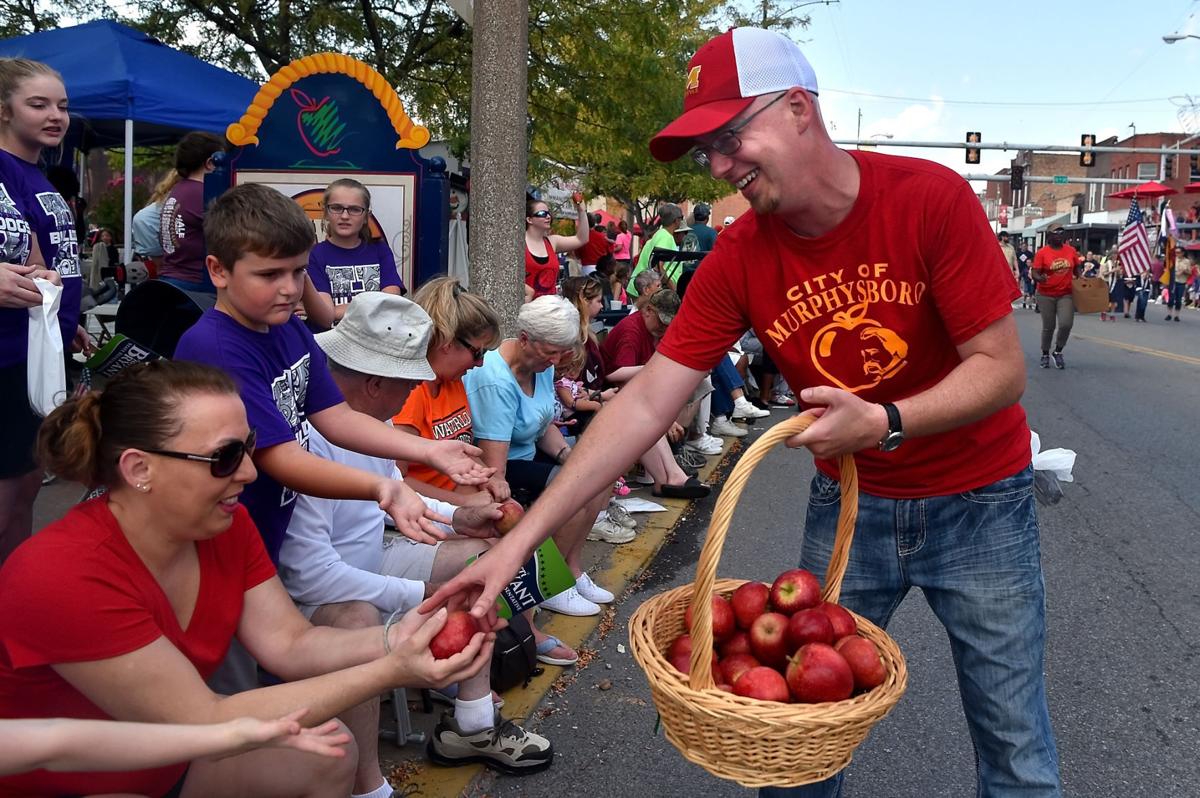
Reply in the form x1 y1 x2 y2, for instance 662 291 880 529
467 0 527 334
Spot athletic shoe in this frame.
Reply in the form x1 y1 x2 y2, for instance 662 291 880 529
428 709 553 775
675 447 708 471
540 585 601 616
769 393 796 407
673 456 700 477
710 416 748 438
606 499 638 529
575 571 614 603
685 435 723 456
732 396 770 420
749 396 771 411
632 465 654 485
587 516 636 544
1039 354 1050 369
1053 351 1065 369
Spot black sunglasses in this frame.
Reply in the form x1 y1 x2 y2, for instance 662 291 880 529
456 336 486 362
143 430 257 478
530 210 552 219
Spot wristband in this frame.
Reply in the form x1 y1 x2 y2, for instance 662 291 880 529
382 608 404 654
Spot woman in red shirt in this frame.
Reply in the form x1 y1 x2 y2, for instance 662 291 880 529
0 361 490 797
524 194 588 301
1031 225 1082 369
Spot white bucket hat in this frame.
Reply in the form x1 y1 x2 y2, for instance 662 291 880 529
315 293 436 381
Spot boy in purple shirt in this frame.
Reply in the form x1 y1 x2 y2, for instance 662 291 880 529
174 183 492 561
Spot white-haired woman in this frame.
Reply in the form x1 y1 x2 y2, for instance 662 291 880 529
464 297 621 637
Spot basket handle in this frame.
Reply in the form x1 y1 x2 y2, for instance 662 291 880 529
687 414 859 690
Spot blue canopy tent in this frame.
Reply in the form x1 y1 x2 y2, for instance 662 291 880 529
0 20 258 257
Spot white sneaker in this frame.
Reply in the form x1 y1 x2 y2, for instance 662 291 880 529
685 436 723 456
732 396 770 420
632 465 654 485
575 572 614 604
541 585 601 616
606 499 638 529
588 516 636 543
710 416 748 438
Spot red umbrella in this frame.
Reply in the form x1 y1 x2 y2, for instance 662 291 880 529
1183 181 1200 193
1108 180 1178 199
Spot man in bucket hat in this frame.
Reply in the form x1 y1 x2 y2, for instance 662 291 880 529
279 293 554 788
425 28 1059 797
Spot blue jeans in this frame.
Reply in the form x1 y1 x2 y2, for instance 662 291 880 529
710 356 744 418
761 466 1061 798
1166 281 1185 312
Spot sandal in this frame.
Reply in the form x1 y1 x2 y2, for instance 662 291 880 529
535 635 578 666
652 476 711 500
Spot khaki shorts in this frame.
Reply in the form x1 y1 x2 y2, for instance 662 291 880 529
296 535 445 620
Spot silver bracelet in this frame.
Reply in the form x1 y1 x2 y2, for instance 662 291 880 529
382 608 404 654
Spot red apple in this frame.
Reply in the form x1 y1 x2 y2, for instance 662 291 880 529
667 634 692 662
685 593 736 644
835 636 887 691
719 652 761 686
770 568 822 614
748 612 791 668
818 601 858 640
719 630 752 658
730 581 770 630
785 643 854 704
786 607 835 652
495 499 524 535
669 648 718 676
733 666 790 703
429 610 480 659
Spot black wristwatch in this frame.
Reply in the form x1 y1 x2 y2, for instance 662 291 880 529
878 402 904 452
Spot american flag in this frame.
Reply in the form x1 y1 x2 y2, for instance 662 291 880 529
1118 198 1151 277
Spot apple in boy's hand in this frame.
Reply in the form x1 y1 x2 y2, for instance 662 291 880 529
495 499 524 535
429 611 480 659
572 191 584 205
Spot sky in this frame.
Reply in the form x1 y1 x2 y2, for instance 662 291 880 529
792 0 1200 189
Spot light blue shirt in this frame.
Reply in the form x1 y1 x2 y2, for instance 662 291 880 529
465 348 555 461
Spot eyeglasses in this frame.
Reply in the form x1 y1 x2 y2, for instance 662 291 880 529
530 210 552 219
691 91 789 168
143 430 257 478
456 336 486 362
327 203 367 217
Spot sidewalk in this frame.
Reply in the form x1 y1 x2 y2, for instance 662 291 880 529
379 438 740 795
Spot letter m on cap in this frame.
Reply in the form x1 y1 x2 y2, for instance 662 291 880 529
686 66 701 94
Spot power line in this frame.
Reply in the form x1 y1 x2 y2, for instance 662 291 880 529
822 87 1171 108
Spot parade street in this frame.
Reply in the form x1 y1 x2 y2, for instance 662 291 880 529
480 306 1200 798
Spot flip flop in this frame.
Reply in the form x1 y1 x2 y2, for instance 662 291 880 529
536 635 578 666
652 476 711 500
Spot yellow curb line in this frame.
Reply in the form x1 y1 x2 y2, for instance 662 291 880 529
398 439 738 797
1074 333 1200 367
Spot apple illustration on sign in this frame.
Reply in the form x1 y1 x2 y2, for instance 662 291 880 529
291 89 348 158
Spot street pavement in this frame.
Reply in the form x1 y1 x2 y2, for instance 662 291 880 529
477 304 1200 798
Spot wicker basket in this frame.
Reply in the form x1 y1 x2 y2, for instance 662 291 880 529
628 414 908 788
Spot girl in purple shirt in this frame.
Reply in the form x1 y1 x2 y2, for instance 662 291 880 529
157 132 225 295
0 57 79 562
303 178 404 331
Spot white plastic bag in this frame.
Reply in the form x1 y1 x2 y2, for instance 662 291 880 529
1030 430 1076 506
27 277 66 417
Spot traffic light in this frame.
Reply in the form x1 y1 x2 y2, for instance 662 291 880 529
1079 134 1095 167
1010 164 1025 194
966 131 981 164
1191 155 1199 180
1165 154 1174 180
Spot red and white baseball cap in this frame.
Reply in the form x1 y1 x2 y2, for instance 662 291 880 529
649 28 819 163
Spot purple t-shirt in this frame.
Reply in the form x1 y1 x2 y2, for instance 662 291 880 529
159 180 207 284
0 151 82 358
307 239 404 307
0 156 33 367
174 309 344 561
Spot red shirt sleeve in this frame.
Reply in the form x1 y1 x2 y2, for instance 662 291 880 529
924 180 1021 345
231 505 277 591
657 241 751 370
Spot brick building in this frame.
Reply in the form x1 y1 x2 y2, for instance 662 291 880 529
1087 132 1196 215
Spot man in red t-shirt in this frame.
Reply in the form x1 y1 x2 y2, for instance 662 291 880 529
1031 224 1082 369
577 214 613 273
426 27 1060 798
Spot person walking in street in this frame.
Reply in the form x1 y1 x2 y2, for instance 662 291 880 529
424 27 1061 798
998 230 1017 286
1032 225 1082 369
